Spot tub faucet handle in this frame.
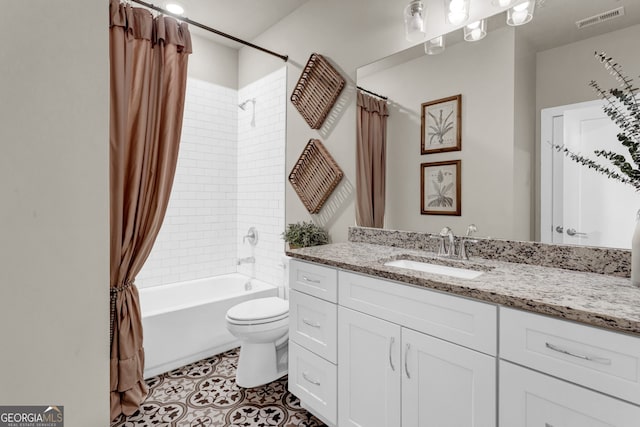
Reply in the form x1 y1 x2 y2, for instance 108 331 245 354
243 227 258 246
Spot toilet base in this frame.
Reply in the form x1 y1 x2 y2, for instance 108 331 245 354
235 340 288 388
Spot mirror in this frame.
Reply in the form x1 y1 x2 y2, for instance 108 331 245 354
356 0 640 248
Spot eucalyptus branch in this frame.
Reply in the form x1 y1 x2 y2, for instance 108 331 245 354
559 52 640 192
554 145 640 191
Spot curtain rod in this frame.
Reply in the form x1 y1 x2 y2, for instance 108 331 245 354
357 86 388 100
129 0 288 62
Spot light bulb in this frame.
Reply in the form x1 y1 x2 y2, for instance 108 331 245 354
492 0 514 7
404 1 426 42
446 0 469 25
506 0 534 26
425 36 445 55
463 19 486 41
165 3 184 15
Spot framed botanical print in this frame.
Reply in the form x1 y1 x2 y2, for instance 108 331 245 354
421 160 461 216
421 94 461 154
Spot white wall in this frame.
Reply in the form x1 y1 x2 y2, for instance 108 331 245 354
136 78 238 288
359 28 521 239
239 0 506 243
237 68 287 286
189 33 239 88
0 0 109 425
536 24 640 111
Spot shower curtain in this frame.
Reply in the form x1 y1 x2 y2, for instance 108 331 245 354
356 91 389 228
109 0 191 420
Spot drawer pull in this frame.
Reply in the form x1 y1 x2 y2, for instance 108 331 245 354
404 343 411 379
389 337 396 371
302 371 321 386
302 318 321 328
545 342 612 365
302 276 321 284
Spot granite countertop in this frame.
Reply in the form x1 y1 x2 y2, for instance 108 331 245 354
286 242 640 336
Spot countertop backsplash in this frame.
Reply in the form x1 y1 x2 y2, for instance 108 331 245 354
348 226 631 278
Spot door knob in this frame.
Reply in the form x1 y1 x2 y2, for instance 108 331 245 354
566 228 587 237
555 226 563 234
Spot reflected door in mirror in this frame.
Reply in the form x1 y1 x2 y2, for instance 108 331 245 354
541 101 636 249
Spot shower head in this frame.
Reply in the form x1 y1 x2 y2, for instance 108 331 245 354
238 98 256 110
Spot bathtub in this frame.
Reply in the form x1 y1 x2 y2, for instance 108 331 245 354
140 274 278 378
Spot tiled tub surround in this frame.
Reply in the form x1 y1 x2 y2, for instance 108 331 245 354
286 241 640 335
348 226 631 277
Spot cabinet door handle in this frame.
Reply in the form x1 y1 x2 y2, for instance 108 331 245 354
389 337 396 371
545 342 611 365
302 318 321 328
404 343 411 379
302 276 320 284
302 371 321 386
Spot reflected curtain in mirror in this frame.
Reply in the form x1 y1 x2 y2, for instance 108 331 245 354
356 92 389 228
109 0 192 420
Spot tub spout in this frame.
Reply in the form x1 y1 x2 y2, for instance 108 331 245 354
237 256 255 265
244 280 252 291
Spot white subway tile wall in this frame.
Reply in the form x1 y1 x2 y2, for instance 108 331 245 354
237 68 287 287
136 69 286 289
136 78 238 288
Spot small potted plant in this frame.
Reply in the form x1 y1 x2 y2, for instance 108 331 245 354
282 221 329 249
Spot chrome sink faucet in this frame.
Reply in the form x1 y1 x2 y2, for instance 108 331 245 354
459 224 478 260
439 226 456 258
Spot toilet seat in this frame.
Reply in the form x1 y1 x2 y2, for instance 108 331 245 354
226 297 289 325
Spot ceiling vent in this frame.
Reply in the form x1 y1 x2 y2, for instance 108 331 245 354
576 7 625 29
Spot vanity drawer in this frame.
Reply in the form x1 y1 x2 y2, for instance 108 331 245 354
500 307 640 405
338 271 497 355
289 289 337 363
290 260 338 303
289 341 337 426
500 360 640 427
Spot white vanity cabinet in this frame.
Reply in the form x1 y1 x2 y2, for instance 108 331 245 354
288 260 338 426
337 271 496 427
499 308 640 426
288 258 640 427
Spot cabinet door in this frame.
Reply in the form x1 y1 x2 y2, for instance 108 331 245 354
500 361 640 427
402 328 496 427
338 307 401 427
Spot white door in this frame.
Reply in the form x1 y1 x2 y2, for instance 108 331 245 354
541 101 636 248
500 361 640 427
402 328 495 427
338 306 401 427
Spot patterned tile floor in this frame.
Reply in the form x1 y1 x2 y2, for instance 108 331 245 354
111 348 325 427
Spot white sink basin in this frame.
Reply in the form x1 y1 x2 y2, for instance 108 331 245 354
384 259 484 279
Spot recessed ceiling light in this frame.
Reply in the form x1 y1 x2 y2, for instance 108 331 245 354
165 3 184 15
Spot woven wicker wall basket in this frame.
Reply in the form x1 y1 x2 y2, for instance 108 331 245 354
289 139 344 214
291 53 346 130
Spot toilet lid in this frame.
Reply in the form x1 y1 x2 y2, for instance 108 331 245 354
226 297 289 322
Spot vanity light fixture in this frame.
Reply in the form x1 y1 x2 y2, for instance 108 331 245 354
404 0 427 42
425 35 446 55
445 0 470 26
507 0 535 26
492 0 516 7
165 2 184 15
463 19 487 41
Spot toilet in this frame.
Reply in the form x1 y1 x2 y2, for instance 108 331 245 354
225 296 289 388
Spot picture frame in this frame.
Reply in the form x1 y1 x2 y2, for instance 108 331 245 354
421 94 462 154
421 160 461 216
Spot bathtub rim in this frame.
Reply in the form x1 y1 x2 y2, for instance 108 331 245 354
139 273 278 318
